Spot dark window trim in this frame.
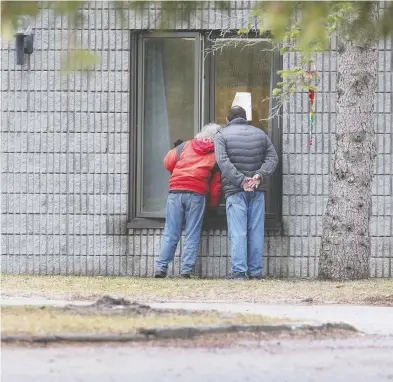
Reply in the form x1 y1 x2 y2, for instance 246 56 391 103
128 30 283 232
127 214 281 230
128 32 138 221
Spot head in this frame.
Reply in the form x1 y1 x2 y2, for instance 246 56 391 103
173 139 184 148
227 105 247 122
195 123 221 141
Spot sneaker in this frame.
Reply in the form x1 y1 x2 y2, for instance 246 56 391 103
248 275 262 280
180 274 191 279
226 273 246 280
154 271 167 278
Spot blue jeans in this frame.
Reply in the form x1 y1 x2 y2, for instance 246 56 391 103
226 192 265 277
156 192 206 275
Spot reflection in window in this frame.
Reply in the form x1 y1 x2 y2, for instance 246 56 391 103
133 34 279 222
141 38 196 215
215 39 273 132
213 39 273 210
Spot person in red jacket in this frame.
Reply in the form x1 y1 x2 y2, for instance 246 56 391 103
155 123 222 278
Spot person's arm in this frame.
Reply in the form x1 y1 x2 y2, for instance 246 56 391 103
214 132 246 187
254 135 279 180
163 148 178 173
208 167 222 209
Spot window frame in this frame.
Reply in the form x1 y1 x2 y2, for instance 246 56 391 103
127 30 282 231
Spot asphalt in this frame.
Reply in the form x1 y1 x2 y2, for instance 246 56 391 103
150 302 393 336
2 336 393 382
2 297 393 381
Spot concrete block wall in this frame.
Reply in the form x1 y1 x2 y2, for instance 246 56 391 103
1 2 392 278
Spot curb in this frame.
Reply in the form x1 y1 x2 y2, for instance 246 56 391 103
1 322 358 344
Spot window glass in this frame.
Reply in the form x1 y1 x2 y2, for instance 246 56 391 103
213 39 274 211
141 37 196 216
215 39 273 132
132 33 280 224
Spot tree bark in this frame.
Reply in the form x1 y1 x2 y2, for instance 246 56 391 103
318 14 378 280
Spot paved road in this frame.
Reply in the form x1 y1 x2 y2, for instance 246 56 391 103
151 302 393 335
3 336 393 382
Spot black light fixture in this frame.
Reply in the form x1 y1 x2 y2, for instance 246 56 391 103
15 17 34 67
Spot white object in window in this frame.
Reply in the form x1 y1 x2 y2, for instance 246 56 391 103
232 92 252 121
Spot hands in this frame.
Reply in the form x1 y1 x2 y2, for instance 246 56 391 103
242 174 261 192
242 177 254 192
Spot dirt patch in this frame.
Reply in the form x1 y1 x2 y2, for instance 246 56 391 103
63 296 152 316
362 295 393 307
135 327 360 349
63 296 226 318
3 328 360 350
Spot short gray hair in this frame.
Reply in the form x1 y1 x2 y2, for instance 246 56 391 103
195 123 221 140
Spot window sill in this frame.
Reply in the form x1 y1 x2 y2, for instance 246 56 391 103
127 213 282 231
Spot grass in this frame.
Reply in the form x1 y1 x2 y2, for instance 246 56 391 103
1 306 280 336
1 275 392 305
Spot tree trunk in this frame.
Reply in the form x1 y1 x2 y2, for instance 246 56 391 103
318 22 378 279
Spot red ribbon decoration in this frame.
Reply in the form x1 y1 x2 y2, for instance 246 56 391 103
305 71 320 147
308 90 315 105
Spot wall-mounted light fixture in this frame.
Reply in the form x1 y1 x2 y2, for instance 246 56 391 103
15 16 34 67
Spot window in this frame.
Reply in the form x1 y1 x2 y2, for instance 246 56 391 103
128 31 282 229
208 38 280 221
214 39 273 131
136 33 203 218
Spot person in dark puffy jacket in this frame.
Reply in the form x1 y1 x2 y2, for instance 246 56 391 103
155 123 222 279
215 106 278 280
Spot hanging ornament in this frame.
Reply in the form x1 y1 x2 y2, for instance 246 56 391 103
304 71 320 146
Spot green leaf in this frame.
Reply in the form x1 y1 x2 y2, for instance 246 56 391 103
61 49 100 72
0 1 40 38
238 28 249 35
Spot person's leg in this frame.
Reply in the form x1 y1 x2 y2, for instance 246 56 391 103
247 192 265 279
181 193 206 275
155 193 184 276
226 192 248 278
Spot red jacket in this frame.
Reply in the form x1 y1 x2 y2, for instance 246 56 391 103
163 139 221 208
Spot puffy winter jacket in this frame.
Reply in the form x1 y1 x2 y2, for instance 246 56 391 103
215 118 278 198
163 139 221 208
